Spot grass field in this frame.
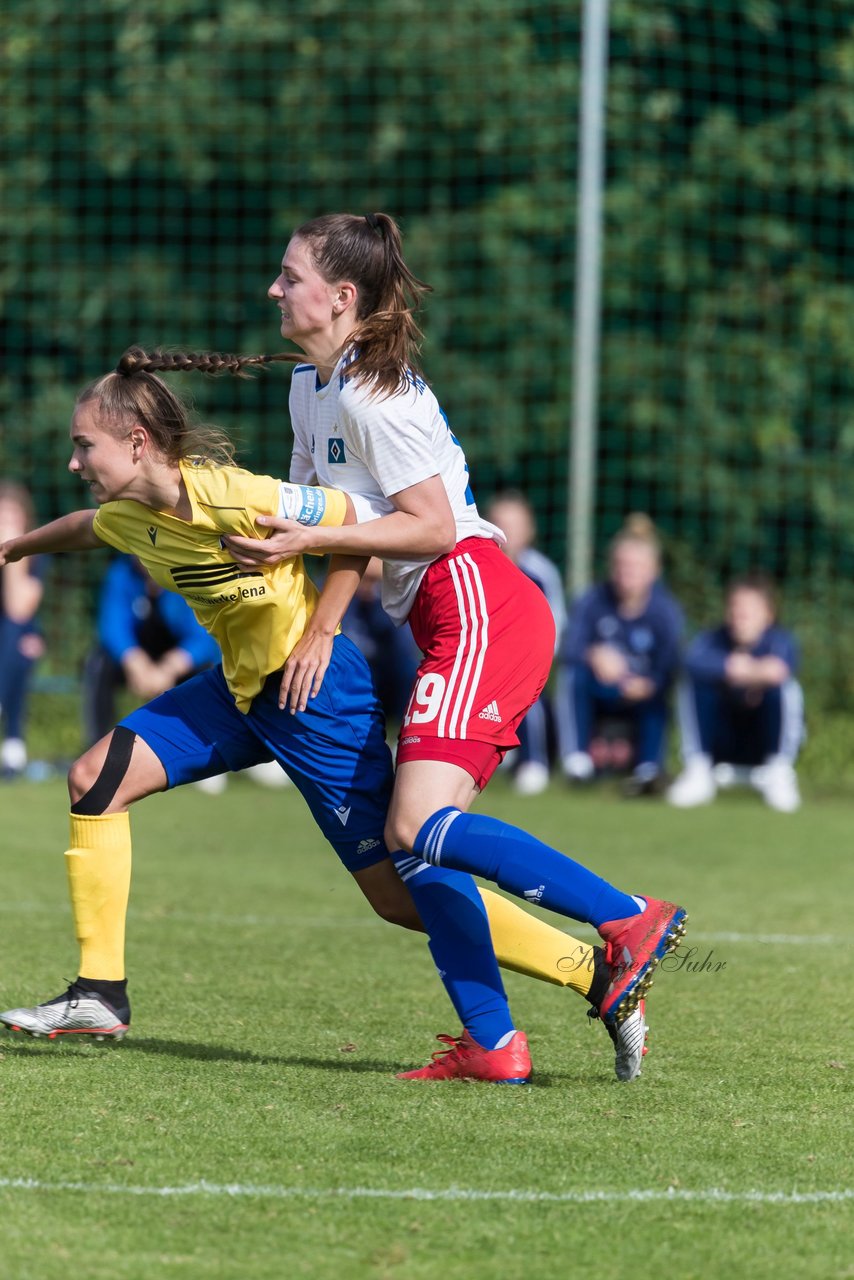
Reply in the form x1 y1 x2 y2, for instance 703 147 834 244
0 773 851 1279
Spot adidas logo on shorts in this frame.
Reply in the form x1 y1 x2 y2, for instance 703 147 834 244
478 700 502 723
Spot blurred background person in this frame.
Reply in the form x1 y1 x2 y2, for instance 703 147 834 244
667 573 803 813
82 554 221 747
486 490 566 796
558 514 683 797
0 482 46 779
82 555 289 793
340 556 420 728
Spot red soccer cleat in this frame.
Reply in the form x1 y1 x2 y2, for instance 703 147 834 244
397 1029 531 1083
598 898 688 1026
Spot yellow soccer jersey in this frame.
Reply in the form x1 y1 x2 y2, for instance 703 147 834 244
92 461 335 712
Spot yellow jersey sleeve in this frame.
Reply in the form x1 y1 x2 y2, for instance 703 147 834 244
189 467 346 533
92 505 134 552
191 466 280 536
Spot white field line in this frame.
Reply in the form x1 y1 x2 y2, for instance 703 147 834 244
0 1177 851 1206
688 931 844 946
0 902 849 945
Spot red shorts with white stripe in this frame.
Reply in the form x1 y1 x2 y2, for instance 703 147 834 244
396 537 556 788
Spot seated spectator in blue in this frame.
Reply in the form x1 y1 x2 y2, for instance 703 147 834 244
83 554 221 746
0 482 46 778
486 491 567 796
85 556 291 794
558 514 683 796
340 556 419 725
667 573 803 813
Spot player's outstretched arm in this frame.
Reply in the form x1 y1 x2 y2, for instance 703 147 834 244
0 510 101 566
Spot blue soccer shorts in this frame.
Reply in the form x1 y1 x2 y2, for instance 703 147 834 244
120 633 393 872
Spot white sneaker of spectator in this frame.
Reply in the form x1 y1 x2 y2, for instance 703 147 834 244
194 773 228 795
757 756 801 813
666 754 716 808
514 761 550 796
0 737 27 776
562 750 595 783
243 761 292 788
712 762 754 790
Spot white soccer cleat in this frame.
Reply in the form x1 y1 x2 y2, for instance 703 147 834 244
758 757 801 813
589 998 648 1082
513 761 550 796
610 998 648 1082
666 755 716 808
0 984 129 1041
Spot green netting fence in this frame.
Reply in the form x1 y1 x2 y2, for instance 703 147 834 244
3 1 854 777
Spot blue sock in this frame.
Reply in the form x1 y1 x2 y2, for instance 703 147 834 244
413 808 641 930
390 850 515 1050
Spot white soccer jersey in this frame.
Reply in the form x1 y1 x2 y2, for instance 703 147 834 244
288 353 504 623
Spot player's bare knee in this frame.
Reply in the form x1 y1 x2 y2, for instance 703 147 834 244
67 752 99 805
70 726 137 816
384 815 418 856
370 895 422 930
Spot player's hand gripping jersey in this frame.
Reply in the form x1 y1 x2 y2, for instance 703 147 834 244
93 461 347 712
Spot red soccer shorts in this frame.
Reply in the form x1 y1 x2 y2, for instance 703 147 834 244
396 537 556 788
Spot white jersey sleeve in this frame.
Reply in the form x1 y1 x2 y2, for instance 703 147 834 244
349 491 394 523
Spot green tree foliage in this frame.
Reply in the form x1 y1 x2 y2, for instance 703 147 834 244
601 2 854 701
2 0 854 708
603 2 854 679
0 0 579 503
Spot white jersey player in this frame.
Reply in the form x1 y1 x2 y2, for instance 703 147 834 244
224 212 688 1084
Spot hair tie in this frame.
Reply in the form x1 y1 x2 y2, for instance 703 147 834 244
364 212 382 235
116 346 145 376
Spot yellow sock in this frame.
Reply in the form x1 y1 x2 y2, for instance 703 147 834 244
480 887 596 997
65 812 132 981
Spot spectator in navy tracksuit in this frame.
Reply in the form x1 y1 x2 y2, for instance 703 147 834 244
667 574 803 813
0 482 46 778
558 514 683 796
486 492 567 796
82 555 221 746
340 556 420 725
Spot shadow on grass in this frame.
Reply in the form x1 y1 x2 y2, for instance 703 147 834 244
127 1038 401 1073
0 1033 398 1074
0 1034 596 1085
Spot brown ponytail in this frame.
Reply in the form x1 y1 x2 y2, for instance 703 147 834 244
291 212 432 398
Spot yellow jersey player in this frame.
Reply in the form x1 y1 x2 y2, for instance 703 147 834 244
0 351 638 1082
